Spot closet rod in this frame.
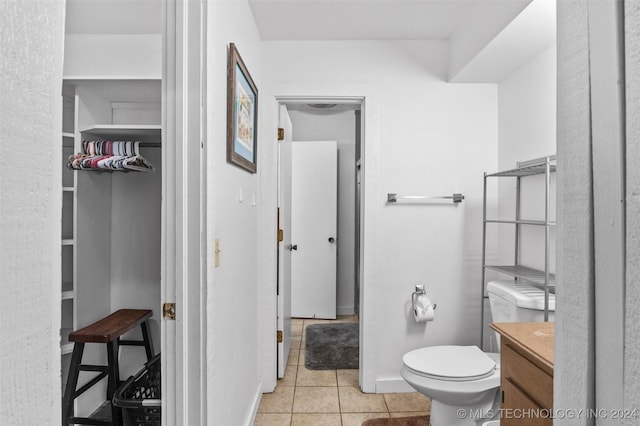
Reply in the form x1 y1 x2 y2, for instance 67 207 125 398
140 142 161 148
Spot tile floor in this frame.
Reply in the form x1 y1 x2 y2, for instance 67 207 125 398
255 316 431 426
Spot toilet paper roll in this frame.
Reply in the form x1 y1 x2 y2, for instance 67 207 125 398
413 294 435 323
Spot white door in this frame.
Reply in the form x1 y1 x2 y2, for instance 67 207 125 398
162 0 206 423
277 105 293 378
291 141 338 319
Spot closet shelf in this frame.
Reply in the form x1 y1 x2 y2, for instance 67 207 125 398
61 328 74 355
64 75 162 81
63 187 74 192
62 132 75 138
61 343 74 355
80 124 161 138
484 265 556 289
62 291 74 301
62 239 75 246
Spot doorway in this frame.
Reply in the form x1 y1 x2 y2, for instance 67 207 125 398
276 98 363 382
60 1 207 424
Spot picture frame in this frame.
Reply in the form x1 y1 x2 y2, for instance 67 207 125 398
227 43 258 173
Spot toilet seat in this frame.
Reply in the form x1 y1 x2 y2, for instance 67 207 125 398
402 346 496 382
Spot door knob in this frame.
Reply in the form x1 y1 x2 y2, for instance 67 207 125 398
328 237 335 243
287 244 298 251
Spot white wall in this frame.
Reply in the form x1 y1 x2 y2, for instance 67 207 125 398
0 0 65 423
625 0 640 411
498 44 556 170
207 1 265 424
287 108 357 315
263 40 498 392
110 148 162 376
63 34 162 79
489 44 557 342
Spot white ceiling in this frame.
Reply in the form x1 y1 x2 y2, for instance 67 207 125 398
450 0 556 82
248 0 478 41
249 0 556 82
63 0 556 83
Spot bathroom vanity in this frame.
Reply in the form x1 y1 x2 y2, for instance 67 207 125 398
490 322 554 426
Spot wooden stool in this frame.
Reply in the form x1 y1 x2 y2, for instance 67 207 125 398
62 309 154 426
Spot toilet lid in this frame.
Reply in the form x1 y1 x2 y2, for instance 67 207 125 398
403 346 496 381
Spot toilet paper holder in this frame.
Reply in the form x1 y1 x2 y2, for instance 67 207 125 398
412 285 437 310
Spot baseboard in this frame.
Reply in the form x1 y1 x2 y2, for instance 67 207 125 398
337 305 355 316
244 382 263 426
375 376 416 393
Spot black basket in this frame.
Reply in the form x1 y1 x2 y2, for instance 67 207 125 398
113 353 161 426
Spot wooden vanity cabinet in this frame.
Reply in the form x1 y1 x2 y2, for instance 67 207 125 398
490 322 554 426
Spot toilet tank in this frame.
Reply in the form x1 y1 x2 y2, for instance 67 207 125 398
487 280 555 323
487 280 555 351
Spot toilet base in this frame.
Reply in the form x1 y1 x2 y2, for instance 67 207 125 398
429 391 500 426
429 400 476 426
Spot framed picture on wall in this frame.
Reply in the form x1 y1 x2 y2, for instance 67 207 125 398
227 43 258 173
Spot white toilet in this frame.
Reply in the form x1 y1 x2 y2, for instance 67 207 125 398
400 280 555 426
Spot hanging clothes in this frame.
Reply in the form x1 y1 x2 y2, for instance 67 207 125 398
67 141 155 172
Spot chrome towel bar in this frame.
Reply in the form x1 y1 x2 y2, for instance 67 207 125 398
387 193 465 204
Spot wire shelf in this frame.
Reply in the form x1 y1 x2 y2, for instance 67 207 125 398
484 265 556 289
486 155 556 178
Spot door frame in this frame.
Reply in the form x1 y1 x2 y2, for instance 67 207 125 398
162 0 207 424
273 95 368 388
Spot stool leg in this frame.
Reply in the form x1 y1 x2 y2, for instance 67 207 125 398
62 343 84 425
107 340 123 426
140 320 154 360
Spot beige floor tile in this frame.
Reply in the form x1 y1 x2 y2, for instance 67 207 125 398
288 349 300 366
337 369 359 387
341 412 390 426
258 386 295 413
278 364 298 387
265 315 369 423
291 322 303 337
290 336 302 350
384 392 431 412
293 387 340 413
338 386 388 413
291 413 341 426
389 412 430 417
253 413 292 426
296 367 337 386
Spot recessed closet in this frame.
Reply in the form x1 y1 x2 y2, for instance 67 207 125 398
60 0 162 417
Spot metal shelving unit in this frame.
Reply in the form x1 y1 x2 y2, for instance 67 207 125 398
480 155 556 345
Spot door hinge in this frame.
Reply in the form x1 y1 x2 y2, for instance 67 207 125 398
277 330 283 343
163 303 176 320
277 128 284 141
278 229 284 242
